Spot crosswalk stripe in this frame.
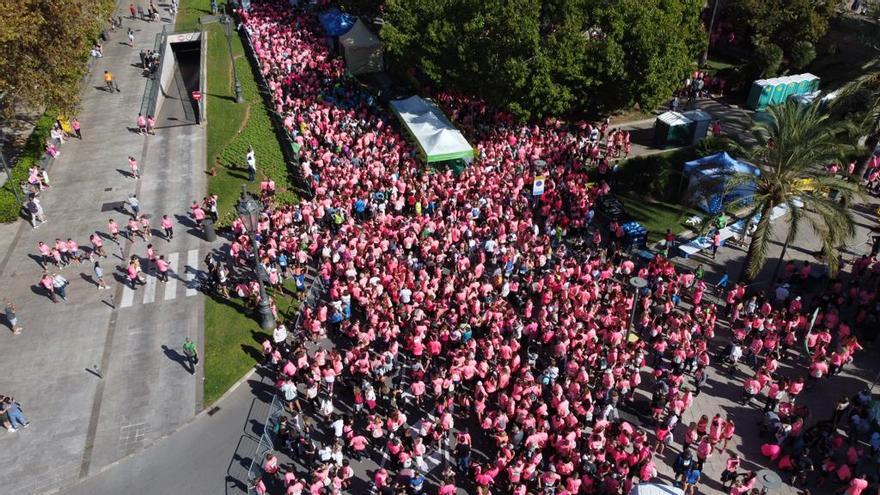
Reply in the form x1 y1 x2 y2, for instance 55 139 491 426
185 249 198 296
164 252 179 301
120 284 135 308
143 269 157 304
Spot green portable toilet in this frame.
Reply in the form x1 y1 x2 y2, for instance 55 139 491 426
747 80 775 111
785 76 801 99
770 77 789 105
802 73 820 93
653 111 693 148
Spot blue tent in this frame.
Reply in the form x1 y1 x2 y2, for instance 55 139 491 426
683 152 761 214
318 9 355 37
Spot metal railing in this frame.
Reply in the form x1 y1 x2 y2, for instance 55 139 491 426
242 268 326 494
245 394 285 494
140 29 169 117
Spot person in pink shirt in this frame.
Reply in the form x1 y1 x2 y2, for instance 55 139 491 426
161 214 174 241
136 113 147 135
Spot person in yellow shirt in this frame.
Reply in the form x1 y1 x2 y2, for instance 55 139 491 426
103 70 114 92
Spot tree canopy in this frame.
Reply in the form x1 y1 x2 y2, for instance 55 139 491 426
724 0 836 75
379 0 705 120
0 0 116 116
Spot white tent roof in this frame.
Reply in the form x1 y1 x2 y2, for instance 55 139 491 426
390 96 474 163
339 19 383 75
630 484 685 495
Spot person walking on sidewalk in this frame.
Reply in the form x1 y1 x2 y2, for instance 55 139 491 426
136 113 147 135
129 2 137 19
26 195 47 228
40 272 58 302
90 232 108 258
127 27 135 47
128 194 140 217
4 301 23 335
108 219 121 243
52 272 69 302
93 261 109 290
156 255 170 282
71 118 82 139
146 115 155 135
103 70 115 92
161 214 173 241
183 337 199 374
128 156 140 179
246 146 256 182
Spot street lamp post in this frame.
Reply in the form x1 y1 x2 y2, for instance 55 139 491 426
223 14 244 104
236 184 275 330
700 0 720 66
628 276 648 341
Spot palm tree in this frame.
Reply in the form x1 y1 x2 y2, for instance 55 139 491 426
727 100 860 282
830 71 880 176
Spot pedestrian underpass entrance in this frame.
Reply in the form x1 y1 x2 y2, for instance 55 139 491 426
141 29 207 127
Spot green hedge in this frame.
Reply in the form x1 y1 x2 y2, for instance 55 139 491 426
615 147 698 203
0 113 58 222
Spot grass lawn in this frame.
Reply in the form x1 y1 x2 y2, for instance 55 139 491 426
176 7 299 405
617 194 695 244
703 57 735 74
203 284 301 406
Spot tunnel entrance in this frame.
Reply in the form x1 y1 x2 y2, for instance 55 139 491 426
160 40 201 126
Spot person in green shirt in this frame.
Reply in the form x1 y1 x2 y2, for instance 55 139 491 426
716 213 728 230
694 264 705 282
183 337 198 374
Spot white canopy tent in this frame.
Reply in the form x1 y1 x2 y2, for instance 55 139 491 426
629 484 685 495
390 96 474 163
339 19 383 75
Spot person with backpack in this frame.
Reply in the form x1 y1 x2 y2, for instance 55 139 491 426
183 337 199 373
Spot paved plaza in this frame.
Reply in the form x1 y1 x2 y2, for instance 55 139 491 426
0 7 208 494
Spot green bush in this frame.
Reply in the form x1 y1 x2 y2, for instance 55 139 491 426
0 113 57 222
788 41 816 70
752 42 784 78
695 136 738 157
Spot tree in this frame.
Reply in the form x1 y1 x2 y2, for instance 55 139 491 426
724 0 835 75
728 101 860 281
0 0 116 116
380 0 704 120
752 42 784 78
831 71 880 175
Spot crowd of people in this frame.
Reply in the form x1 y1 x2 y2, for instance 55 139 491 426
216 2 880 495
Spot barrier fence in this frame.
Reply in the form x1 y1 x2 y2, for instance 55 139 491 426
244 271 325 494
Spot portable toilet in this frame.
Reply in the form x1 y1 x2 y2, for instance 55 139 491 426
682 109 713 145
653 111 693 148
770 77 790 105
747 80 775 111
802 73 820 93
785 75 802 98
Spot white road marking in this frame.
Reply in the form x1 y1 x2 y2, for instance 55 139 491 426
164 252 179 301
185 249 199 296
120 284 135 308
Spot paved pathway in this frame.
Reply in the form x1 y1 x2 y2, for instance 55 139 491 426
615 97 754 159
0 7 208 494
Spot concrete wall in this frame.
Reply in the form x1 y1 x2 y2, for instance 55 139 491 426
154 31 203 119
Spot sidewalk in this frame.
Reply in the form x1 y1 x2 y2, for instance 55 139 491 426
0 8 208 495
617 97 754 159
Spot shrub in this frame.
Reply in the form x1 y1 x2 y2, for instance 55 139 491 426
788 41 816 70
752 42 784 78
695 136 738 157
0 113 57 222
